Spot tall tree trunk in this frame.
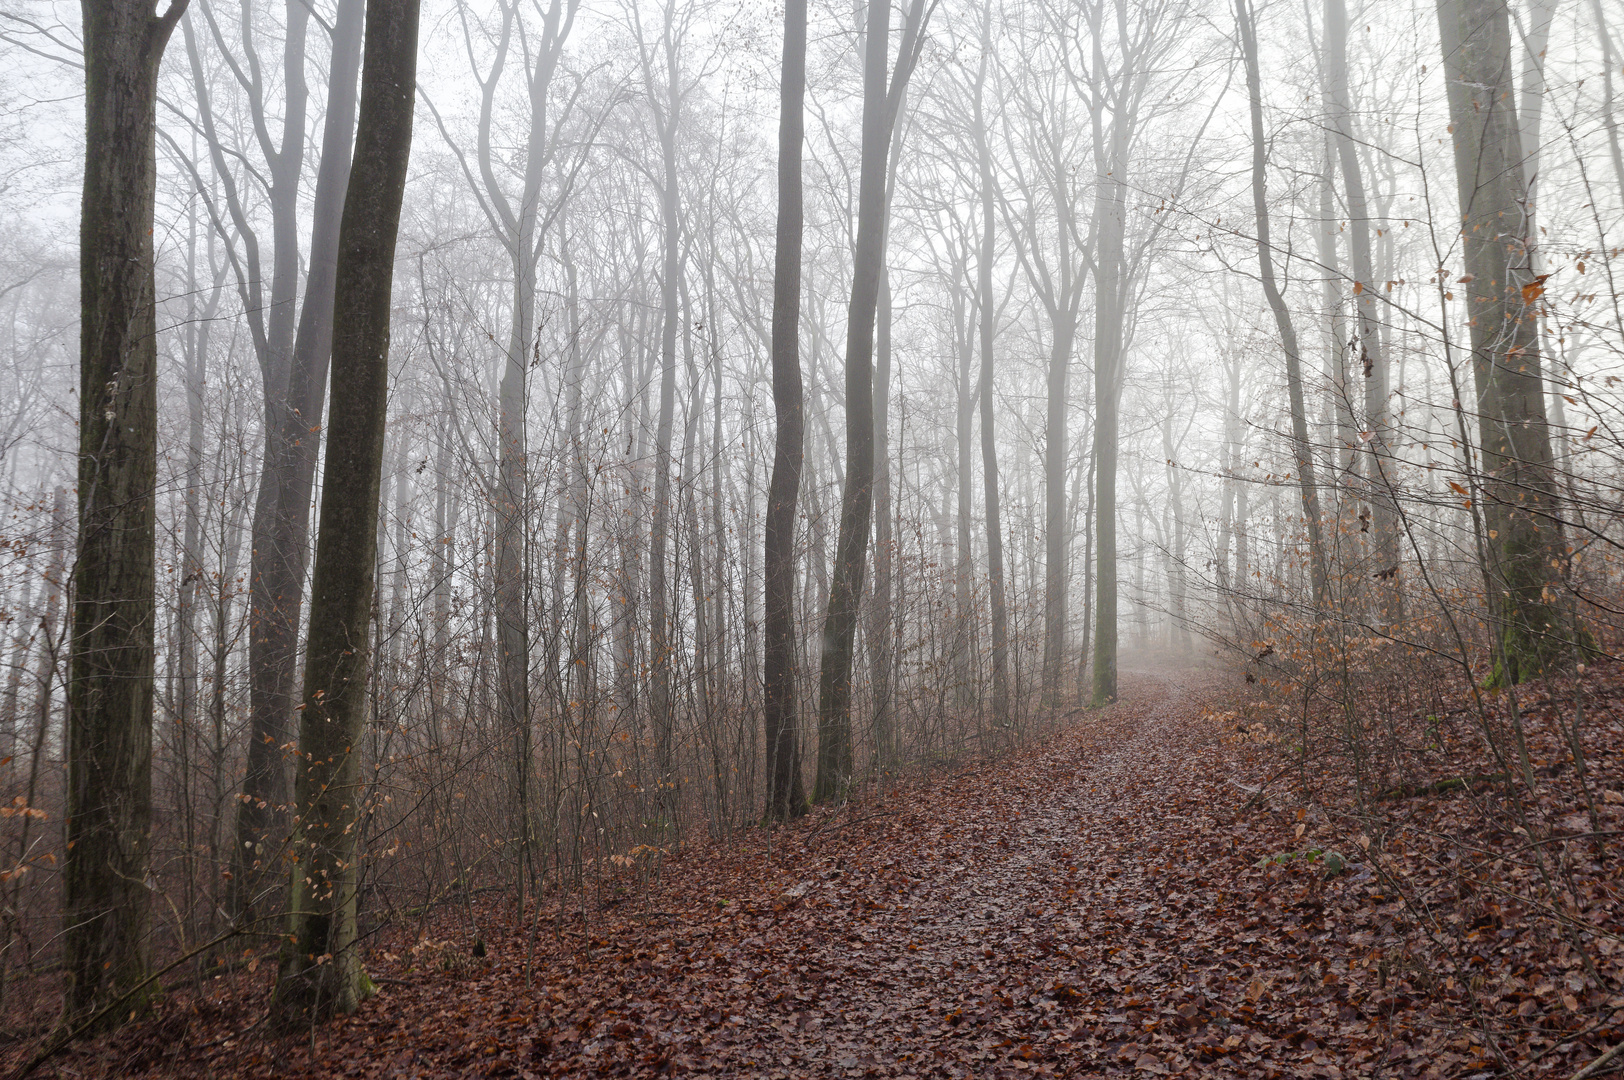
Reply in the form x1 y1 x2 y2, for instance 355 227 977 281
648 61 681 824
1088 15 1129 706
66 0 186 1028
1235 0 1329 612
236 0 315 890
867 263 897 766
1435 0 1569 683
1041 307 1074 706
813 0 891 803
974 7 1010 725
1325 0 1400 619
764 0 808 818
1518 0 1565 471
954 270 975 705
866 84 909 774
234 0 364 919
1591 0 1624 196
274 0 418 1022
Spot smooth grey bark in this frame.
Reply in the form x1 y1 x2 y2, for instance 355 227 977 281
813 0 929 802
232 0 364 921
1518 0 1565 462
1325 0 1400 618
642 0 684 819
764 0 809 820
1086 51 1127 706
953 247 975 702
274 0 418 1023
1435 0 1568 682
1235 0 1329 611
974 4 1010 726
181 0 319 899
436 0 582 897
866 84 909 773
66 0 187 1028
1591 0 1624 196
997 39 1091 708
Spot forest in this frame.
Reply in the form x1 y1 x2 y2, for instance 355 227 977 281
0 0 1623 1073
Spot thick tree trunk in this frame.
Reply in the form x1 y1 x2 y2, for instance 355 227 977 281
233 0 364 919
274 0 418 1023
66 0 186 1028
1235 0 1329 610
764 0 809 820
1435 0 1568 683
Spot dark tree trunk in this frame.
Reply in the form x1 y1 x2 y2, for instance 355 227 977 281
1435 0 1569 683
764 0 809 821
273 0 418 1023
66 0 187 1028
234 0 365 921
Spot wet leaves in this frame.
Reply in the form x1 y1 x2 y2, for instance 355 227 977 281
16 666 1624 1077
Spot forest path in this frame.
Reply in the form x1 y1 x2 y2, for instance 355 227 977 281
313 665 1359 1079
90 666 1396 1078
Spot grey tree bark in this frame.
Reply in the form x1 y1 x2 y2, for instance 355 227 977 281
66 0 188 1028
1435 0 1569 683
232 0 365 922
1325 0 1400 619
974 3 1010 726
814 0 929 802
764 0 809 820
1234 0 1329 611
274 0 418 1023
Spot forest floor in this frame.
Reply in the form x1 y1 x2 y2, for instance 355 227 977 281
13 662 1624 1078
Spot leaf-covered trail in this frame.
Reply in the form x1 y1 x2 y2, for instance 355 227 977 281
252 668 1377 1079
62 669 1433 1077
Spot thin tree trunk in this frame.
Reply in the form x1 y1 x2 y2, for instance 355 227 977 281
1235 0 1329 611
1041 309 1073 705
1088 11 1129 707
1325 0 1400 618
274 0 418 1022
764 0 808 815
814 0 891 803
648 42 682 824
974 6 1009 725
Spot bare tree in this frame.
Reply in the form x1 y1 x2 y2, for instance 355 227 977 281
66 0 189 1028
1435 0 1568 683
1234 0 1328 613
764 0 809 820
274 0 419 1023
814 0 930 803
1324 0 1399 618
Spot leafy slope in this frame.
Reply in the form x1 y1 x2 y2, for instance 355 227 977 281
23 668 1624 1077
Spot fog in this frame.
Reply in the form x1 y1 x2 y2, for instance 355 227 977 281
0 0 1620 1022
